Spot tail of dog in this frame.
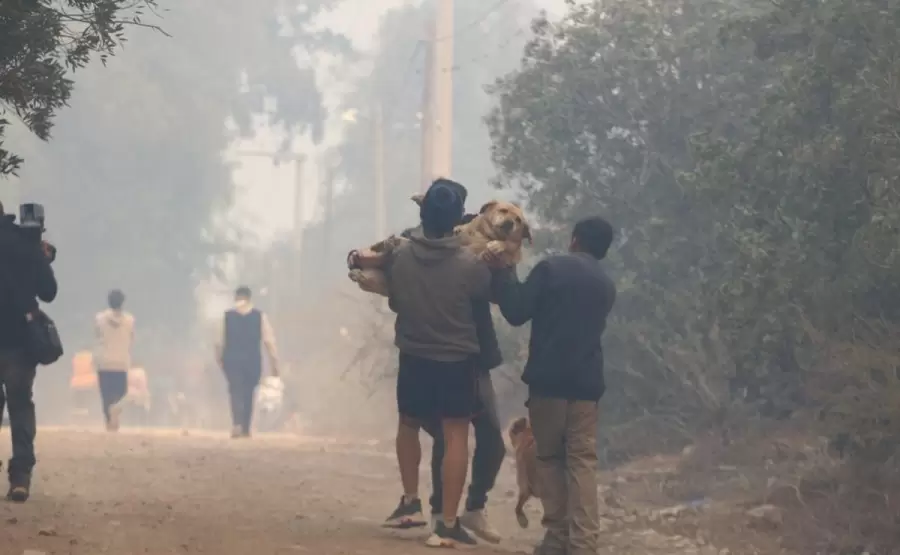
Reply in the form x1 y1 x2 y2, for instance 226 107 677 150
508 416 529 444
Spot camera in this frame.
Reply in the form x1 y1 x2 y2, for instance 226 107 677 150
15 203 45 243
16 203 55 262
19 203 45 232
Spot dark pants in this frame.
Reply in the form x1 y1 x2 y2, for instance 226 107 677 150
225 366 260 434
424 372 506 514
0 350 37 485
97 370 128 424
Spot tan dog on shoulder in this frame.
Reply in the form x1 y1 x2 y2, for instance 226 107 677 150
347 195 531 297
509 416 540 528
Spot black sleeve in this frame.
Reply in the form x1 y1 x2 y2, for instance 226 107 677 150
492 260 549 326
469 261 492 301
34 257 58 303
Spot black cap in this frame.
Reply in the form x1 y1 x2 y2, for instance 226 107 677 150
420 179 465 235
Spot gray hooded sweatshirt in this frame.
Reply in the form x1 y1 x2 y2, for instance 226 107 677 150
388 228 491 362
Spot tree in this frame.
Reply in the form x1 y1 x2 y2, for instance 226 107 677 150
0 0 166 176
487 0 774 455
488 0 900 549
691 0 900 459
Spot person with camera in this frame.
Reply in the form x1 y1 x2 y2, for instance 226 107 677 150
0 202 58 503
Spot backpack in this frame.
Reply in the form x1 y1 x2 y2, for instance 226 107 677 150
25 308 64 365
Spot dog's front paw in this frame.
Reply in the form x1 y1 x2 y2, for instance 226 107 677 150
481 240 510 267
486 240 505 255
516 510 529 529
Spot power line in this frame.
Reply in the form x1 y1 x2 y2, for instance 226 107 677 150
380 0 519 120
383 39 425 125
431 0 513 43
452 26 528 71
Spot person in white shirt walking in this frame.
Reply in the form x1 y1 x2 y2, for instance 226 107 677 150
214 286 280 438
93 289 135 432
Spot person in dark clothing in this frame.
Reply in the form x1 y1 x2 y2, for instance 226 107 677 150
395 213 506 543
491 216 617 555
214 286 280 438
0 202 58 502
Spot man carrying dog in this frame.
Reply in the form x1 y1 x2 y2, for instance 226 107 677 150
375 179 493 548
491 216 617 555
394 185 506 544
352 181 507 543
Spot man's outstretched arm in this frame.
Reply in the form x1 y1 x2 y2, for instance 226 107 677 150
492 260 548 327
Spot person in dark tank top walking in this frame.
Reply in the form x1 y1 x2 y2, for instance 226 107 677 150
214 286 280 438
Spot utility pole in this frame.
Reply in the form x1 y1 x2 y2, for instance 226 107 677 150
321 156 335 267
374 102 386 237
292 157 305 243
420 32 434 192
431 0 454 179
291 156 305 286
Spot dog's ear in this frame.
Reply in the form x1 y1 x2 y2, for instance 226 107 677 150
411 193 425 206
523 222 533 244
479 200 499 214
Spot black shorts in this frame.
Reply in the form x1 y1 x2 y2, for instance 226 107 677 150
396 353 478 422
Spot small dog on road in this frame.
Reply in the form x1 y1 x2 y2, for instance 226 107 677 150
508 416 540 528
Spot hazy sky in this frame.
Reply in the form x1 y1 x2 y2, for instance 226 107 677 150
229 0 566 245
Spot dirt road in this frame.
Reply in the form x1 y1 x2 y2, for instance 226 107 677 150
2 428 722 555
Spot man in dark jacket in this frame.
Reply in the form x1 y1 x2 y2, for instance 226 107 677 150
0 202 58 502
394 198 506 543
492 216 617 555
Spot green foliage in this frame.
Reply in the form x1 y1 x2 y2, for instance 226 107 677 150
0 0 165 176
488 0 900 465
489 0 773 449
693 0 900 454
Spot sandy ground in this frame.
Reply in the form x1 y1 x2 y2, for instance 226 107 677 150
2 428 725 555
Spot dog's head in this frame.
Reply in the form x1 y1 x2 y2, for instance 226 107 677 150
508 416 533 448
478 200 532 244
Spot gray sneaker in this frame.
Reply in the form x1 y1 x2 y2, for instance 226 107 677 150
383 496 427 529
460 509 501 544
425 519 478 548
